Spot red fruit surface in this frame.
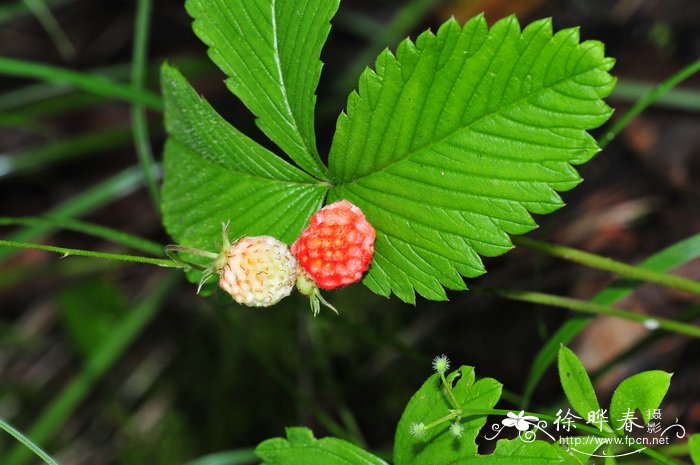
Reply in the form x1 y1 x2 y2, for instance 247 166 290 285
292 199 376 290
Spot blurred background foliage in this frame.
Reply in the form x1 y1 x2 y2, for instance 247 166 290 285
1 0 699 464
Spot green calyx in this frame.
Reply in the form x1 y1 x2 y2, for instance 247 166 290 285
296 270 338 317
165 222 233 294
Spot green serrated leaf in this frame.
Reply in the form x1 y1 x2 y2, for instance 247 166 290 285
394 366 502 464
558 346 608 431
393 364 593 464
609 371 672 432
690 434 700 465
459 439 564 464
255 427 387 465
186 0 338 179
329 15 615 302
160 64 328 281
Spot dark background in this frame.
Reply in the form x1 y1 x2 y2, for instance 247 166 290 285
1 0 699 464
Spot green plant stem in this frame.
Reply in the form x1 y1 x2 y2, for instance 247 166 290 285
0 0 72 24
0 240 178 268
423 411 461 430
22 0 75 60
0 166 144 263
0 216 164 256
461 408 604 437
599 59 700 148
474 287 700 339
0 56 162 109
513 237 700 296
130 0 160 210
612 77 700 112
0 419 59 465
590 304 700 381
440 371 460 409
521 233 700 409
3 273 179 465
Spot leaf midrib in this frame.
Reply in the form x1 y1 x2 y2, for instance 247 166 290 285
270 0 324 174
270 0 301 144
332 60 606 187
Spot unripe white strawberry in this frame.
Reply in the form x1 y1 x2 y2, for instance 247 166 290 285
217 236 298 307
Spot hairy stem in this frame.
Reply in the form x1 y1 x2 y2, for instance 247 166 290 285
474 287 700 339
513 237 700 296
0 216 163 256
0 239 180 268
440 371 461 410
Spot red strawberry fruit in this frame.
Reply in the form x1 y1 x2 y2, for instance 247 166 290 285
292 199 376 290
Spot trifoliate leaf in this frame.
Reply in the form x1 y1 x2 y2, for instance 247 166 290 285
394 366 501 464
394 364 581 465
160 64 328 277
256 427 387 465
328 15 615 302
185 0 338 179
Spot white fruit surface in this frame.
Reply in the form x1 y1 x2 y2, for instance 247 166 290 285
218 236 297 307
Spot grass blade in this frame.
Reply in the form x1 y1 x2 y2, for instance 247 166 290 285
2 273 179 465
0 419 59 465
0 57 207 113
514 237 700 296
130 0 160 210
600 59 700 148
612 77 700 112
0 166 144 262
0 56 162 109
21 0 75 60
0 216 164 255
477 286 700 338
520 233 700 408
0 0 72 24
